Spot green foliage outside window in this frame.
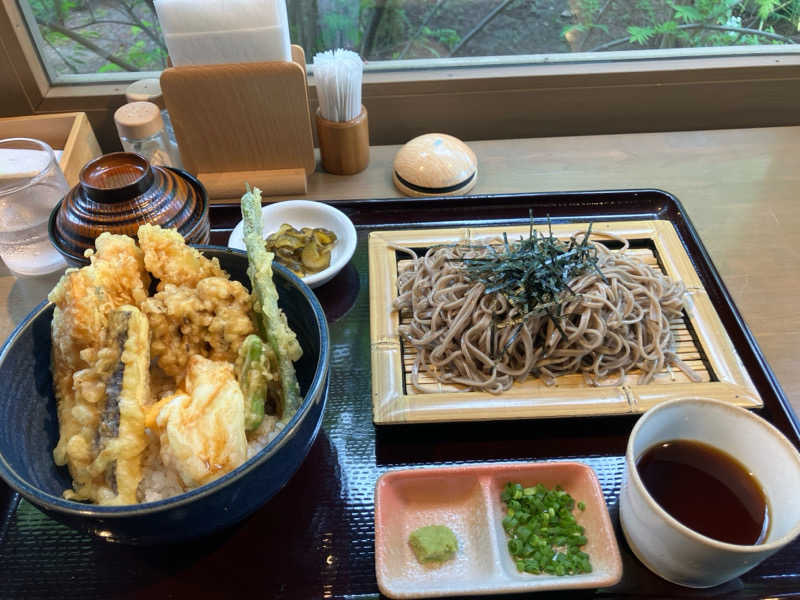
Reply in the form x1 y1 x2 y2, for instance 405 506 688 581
28 0 167 73
565 0 799 51
22 0 800 79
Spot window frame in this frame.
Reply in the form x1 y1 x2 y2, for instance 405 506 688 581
3 0 800 151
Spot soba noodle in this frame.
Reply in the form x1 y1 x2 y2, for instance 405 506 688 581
392 232 700 394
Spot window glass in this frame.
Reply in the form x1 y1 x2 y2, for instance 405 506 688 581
20 0 168 78
18 0 800 83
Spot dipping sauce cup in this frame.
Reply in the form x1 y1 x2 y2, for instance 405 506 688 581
620 398 800 588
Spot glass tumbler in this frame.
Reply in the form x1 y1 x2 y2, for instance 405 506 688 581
0 138 68 277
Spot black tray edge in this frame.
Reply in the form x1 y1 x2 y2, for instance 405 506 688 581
659 190 800 443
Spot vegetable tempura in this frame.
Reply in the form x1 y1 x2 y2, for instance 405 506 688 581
50 222 303 505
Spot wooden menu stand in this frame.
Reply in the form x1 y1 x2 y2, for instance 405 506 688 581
160 45 315 203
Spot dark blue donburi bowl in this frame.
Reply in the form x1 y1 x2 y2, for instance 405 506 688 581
0 247 329 545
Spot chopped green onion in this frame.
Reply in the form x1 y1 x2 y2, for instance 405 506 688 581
500 481 592 575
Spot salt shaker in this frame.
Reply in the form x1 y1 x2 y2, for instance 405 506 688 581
114 101 179 168
125 78 179 154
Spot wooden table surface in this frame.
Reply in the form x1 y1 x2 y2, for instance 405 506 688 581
3 126 798 415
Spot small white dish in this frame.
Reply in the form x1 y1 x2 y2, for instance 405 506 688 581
228 200 357 288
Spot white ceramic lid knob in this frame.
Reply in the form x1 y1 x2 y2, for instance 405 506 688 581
392 133 477 197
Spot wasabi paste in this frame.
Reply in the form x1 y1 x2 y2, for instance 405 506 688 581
408 525 458 563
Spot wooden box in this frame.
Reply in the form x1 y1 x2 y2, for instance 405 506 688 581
0 112 102 187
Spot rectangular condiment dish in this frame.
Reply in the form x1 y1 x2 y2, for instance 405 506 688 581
374 461 622 599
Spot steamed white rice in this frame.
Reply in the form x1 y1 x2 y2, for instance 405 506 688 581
138 415 287 503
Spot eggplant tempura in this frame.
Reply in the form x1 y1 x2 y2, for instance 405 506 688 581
50 219 302 505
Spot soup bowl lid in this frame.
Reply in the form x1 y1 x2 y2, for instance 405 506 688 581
49 152 209 265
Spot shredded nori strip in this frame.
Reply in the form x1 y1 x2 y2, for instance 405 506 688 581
452 213 606 358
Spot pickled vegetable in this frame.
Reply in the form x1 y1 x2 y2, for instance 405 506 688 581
264 223 338 277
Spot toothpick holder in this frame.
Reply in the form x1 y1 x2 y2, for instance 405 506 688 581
160 45 315 203
316 106 369 176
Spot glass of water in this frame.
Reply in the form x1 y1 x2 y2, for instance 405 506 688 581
0 138 68 277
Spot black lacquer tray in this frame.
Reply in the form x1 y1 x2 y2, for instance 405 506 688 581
1 190 798 600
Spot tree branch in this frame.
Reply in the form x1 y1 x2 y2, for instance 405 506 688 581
38 18 140 71
574 0 612 51
72 19 143 29
287 0 318 56
449 0 516 57
360 0 387 57
588 22 798 51
113 0 168 54
53 0 66 25
680 23 797 43
398 0 448 59
44 34 79 73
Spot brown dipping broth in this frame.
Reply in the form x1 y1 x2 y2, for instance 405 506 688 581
636 439 769 545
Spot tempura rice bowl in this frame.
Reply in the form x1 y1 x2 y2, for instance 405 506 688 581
0 247 329 544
